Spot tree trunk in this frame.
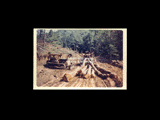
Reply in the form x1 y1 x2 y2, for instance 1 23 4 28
44 30 45 47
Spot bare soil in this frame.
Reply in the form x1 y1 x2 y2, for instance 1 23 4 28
36 40 123 88
37 58 123 87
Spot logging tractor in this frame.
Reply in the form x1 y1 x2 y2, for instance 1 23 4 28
46 53 73 69
45 51 96 70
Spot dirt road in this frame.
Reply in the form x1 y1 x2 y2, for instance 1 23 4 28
37 59 123 88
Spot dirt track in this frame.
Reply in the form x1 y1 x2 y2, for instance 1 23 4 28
37 58 123 88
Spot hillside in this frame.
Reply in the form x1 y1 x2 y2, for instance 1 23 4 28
37 30 123 60
37 38 80 58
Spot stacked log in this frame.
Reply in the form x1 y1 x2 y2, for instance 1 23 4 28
62 56 121 88
62 66 81 82
84 65 92 79
91 69 96 78
77 65 87 78
88 60 106 78
105 77 116 87
62 58 107 81
94 65 122 87
95 64 119 79
82 58 87 67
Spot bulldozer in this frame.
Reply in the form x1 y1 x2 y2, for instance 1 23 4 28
46 52 73 69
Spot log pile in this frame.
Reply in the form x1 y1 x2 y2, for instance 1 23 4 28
62 66 82 82
91 69 96 78
78 65 88 77
84 65 92 79
62 58 120 83
62 58 105 82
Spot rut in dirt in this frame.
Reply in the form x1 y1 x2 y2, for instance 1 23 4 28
37 55 122 88
41 75 116 88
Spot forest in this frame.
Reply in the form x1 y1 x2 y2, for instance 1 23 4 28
37 29 123 60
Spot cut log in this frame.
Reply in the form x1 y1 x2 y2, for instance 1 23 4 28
62 66 81 82
88 60 106 78
91 69 96 78
82 58 86 67
78 65 88 77
112 77 123 87
81 58 90 67
110 72 118 79
84 65 92 79
105 77 116 87
88 60 100 75
83 69 88 78
94 64 111 75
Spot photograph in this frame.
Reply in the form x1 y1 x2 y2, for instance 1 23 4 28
33 28 127 90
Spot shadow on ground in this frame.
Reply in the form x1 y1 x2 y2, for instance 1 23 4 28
43 64 67 69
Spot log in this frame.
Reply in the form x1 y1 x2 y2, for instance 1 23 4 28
91 69 96 78
82 58 86 67
83 69 88 78
62 66 81 82
94 64 111 75
84 65 92 79
105 77 116 87
88 60 106 78
110 72 118 79
88 60 100 75
82 66 88 74
78 65 88 77
94 64 120 80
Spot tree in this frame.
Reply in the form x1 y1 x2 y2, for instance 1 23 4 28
109 30 123 60
44 29 45 47
37 29 123 60
39 30 44 39
48 30 54 37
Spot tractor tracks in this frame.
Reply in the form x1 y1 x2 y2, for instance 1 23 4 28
41 76 110 87
38 63 122 88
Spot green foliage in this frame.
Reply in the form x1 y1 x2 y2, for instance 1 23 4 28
37 29 123 60
48 30 54 37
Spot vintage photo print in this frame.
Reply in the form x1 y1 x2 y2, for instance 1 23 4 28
33 28 127 90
